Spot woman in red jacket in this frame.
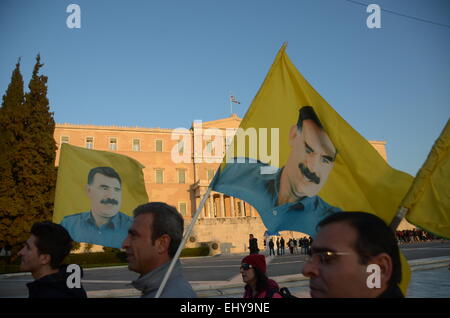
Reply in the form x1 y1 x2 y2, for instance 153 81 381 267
240 254 282 298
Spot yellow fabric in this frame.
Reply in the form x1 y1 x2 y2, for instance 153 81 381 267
222 43 413 294
399 252 411 296
224 44 413 224
53 143 148 223
402 120 450 239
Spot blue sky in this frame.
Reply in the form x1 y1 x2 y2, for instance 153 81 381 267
1 0 449 176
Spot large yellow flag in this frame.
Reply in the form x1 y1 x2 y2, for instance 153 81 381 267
53 143 148 248
211 43 413 294
402 120 450 239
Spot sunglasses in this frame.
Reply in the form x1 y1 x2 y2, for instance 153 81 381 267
306 249 352 264
240 263 253 270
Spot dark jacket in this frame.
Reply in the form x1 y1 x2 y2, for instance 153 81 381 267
27 265 87 299
249 238 260 254
377 284 404 298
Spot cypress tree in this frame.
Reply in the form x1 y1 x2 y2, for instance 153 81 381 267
0 59 25 249
0 55 57 252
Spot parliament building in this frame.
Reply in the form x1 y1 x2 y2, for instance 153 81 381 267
54 114 401 254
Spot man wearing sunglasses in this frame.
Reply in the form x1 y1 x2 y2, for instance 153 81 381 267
301 212 404 298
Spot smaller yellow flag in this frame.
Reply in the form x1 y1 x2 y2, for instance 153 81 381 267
402 119 450 239
53 144 148 248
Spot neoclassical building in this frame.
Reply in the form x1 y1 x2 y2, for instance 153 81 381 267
54 114 404 254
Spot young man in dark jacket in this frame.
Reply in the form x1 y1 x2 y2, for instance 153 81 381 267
18 222 87 298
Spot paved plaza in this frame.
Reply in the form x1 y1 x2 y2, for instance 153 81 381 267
1 241 449 298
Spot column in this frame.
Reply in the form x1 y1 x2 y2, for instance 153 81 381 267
209 195 214 218
200 191 207 218
220 194 225 218
230 196 235 218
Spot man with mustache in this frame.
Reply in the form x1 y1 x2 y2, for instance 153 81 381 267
61 166 133 248
212 106 340 237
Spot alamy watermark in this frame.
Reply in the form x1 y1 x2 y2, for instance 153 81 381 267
366 264 381 288
170 120 280 174
66 264 81 288
66 4 81 29
366 4 381 29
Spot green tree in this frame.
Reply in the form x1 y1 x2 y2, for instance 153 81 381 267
0 59 26 250
0 55 57 252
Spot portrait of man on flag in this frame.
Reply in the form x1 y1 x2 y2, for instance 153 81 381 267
53 144 148 248
212 105 341 236
60 166 133 248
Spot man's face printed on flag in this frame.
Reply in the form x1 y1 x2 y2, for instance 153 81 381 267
284 119 336 198
87 172 122 218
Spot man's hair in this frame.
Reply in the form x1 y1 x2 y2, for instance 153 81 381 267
30 222 73 269
297 106 324 131
87 166 121 185
317 212 402 287
133 202 184 258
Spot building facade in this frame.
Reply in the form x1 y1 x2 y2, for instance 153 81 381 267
54 114 408 254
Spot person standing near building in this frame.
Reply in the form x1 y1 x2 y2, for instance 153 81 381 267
280 237 285 255
268 238 275 256
276 237 280 255
18 222 87 298
288 239 294 254
248 234 260 254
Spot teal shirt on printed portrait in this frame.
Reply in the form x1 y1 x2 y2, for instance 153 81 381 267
60 211 133 248
211 158 341 237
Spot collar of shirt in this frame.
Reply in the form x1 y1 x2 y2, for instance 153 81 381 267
83 211 121 230
265 167 307 211
131 260 182 295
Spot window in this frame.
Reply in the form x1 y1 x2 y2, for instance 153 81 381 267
155 169 164 184
86 137 94 149
133 139 141 151
155 139 163 152
207 169 215 182
205 141 213 155
177 140 184 154
237 201 243 217
109 137 117 151
60 136 69 144
177 169 186 184
179 202 187 217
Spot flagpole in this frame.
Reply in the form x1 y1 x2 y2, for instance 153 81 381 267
229 91 233 115
155 185 213 298
389 206 409 231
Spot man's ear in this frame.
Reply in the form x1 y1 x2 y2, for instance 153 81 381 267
39 253 52 267
86 184 91 196
289 125 298 147
156 234 171 255
370 253 393 288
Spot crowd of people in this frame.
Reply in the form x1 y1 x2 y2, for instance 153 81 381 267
395 229 439 243
264 236 313 256
13 203 437 299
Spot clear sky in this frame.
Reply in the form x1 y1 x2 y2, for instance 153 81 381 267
1 0 449 176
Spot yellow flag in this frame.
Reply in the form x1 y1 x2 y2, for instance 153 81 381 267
53 143 148 248
214 44 413 232
402 119 450 239
212 43 413 295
